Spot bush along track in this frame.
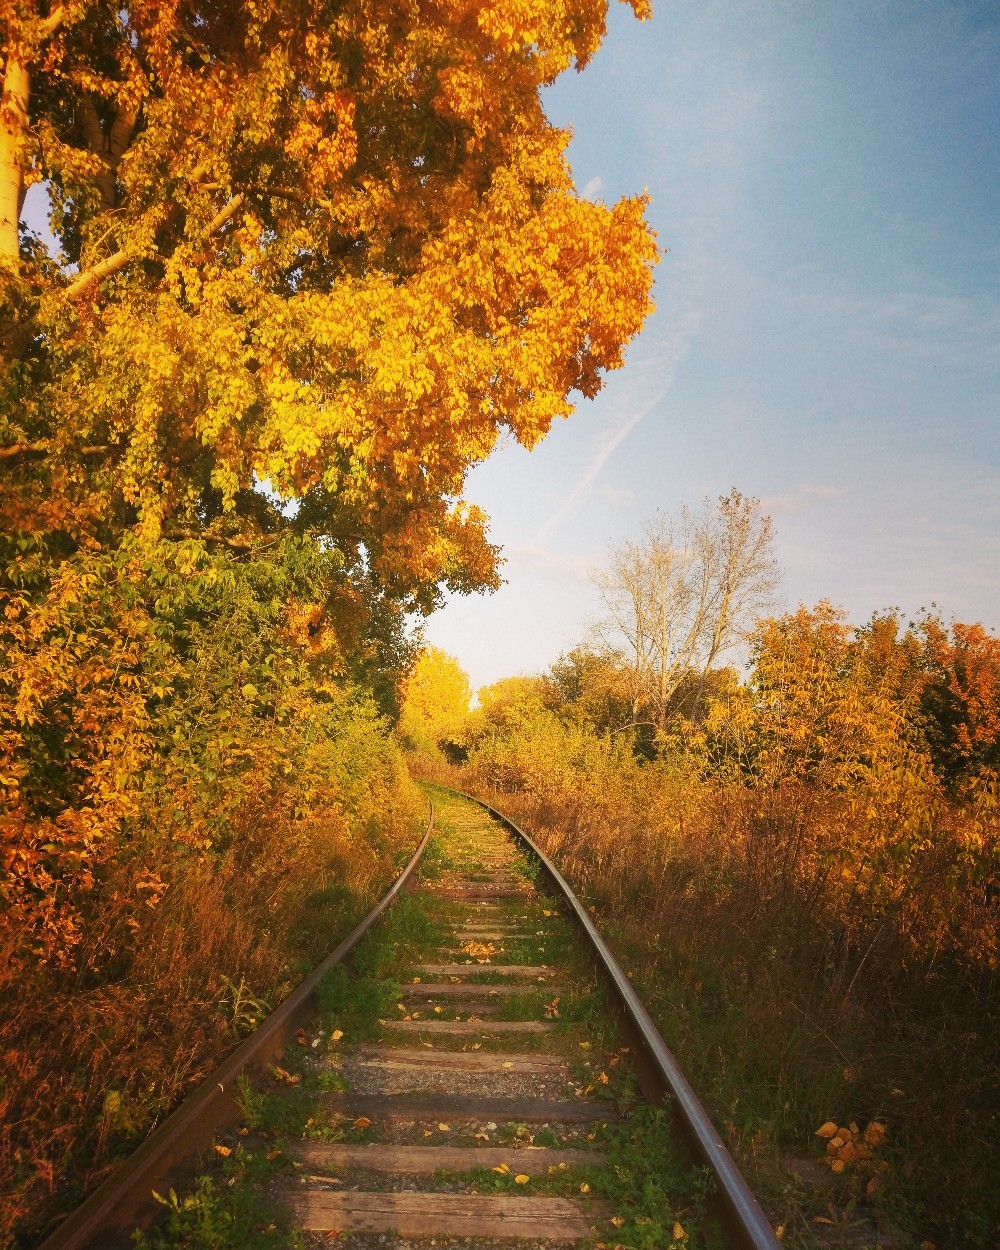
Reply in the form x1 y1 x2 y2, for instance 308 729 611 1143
134 787 720 1249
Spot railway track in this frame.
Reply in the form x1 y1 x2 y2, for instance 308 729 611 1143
39 785 780 1250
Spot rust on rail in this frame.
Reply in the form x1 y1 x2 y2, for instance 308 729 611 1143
36 804 435 1250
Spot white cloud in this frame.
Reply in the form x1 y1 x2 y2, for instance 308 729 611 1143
505 543 594 583
581 175 606 199
762 483 847 515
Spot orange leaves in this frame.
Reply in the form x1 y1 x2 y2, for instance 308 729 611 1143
1 0 659 999
286 90 358 195
461 940 497 961
5 0 658 625
270 1065 301 1086
815 1119 889 1185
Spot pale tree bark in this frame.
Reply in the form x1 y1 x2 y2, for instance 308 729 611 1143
80 97 139 211
0 6 67 271
701 488 778 671
0 52 30 269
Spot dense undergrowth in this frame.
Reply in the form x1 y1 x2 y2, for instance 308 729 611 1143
408 607 1000 1249
0 537 425 1250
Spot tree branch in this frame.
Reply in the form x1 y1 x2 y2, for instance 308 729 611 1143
204 192 244 237
79 96 105 157
62 247 135 299
63 178 242 300
162 527 261 552
40 6 68 39
79 96 139 211
0 440 110 461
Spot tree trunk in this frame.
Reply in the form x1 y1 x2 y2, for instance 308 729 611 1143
0 53 29 271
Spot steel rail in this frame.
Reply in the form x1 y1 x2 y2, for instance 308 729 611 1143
449 787 782 1250
37 802 435 1250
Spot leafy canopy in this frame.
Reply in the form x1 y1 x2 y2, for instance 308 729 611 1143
2 0 657 607
398 645 471 756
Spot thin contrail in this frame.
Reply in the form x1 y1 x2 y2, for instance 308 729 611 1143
533 391 663 542
533 310 701 543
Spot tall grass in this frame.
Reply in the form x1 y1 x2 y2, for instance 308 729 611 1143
449 712 999 1248
0 739 422 1250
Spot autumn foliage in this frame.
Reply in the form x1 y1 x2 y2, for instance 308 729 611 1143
1 1 657 1243
452 598 999 1248
2 0 655 598
2 0 656 972
398 645 472 761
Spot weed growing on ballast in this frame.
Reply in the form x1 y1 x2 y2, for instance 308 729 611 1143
315 964 401 1040
351 893 444 979
595 1105 721 1250
132 1146 302 1250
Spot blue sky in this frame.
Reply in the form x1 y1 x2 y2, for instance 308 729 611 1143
22 2 998 694
425 0 1000 690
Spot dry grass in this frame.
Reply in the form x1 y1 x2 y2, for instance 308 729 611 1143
0 784 422 1250
440 752 999 1249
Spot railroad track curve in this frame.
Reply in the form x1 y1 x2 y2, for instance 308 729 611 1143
38 785 780 1250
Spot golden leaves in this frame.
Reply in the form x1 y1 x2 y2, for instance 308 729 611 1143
2 0 658 989
815 1118 889 1186
270 1065 301 1085
490 1162 529 1183
8 0 657 619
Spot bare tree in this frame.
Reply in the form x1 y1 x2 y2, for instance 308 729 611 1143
593 489 778 730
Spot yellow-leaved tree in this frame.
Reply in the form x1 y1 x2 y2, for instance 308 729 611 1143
398 646 472 759
2 0 657 602
1 7 656 1238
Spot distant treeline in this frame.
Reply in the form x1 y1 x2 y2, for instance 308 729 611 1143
402 590 999 1249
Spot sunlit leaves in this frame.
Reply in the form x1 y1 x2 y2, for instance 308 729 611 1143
2 0 658 984
815 1119 889 1190
3 0 657 607
398 647 472 758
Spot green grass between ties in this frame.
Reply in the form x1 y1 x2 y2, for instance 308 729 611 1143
595 1105 723 1250
415 830 457 880
427 1105 719 1250
440 1159 597 1197
351 891 446 980
132 1146 303 1250
315 963 401 1040
140 788 714 1249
